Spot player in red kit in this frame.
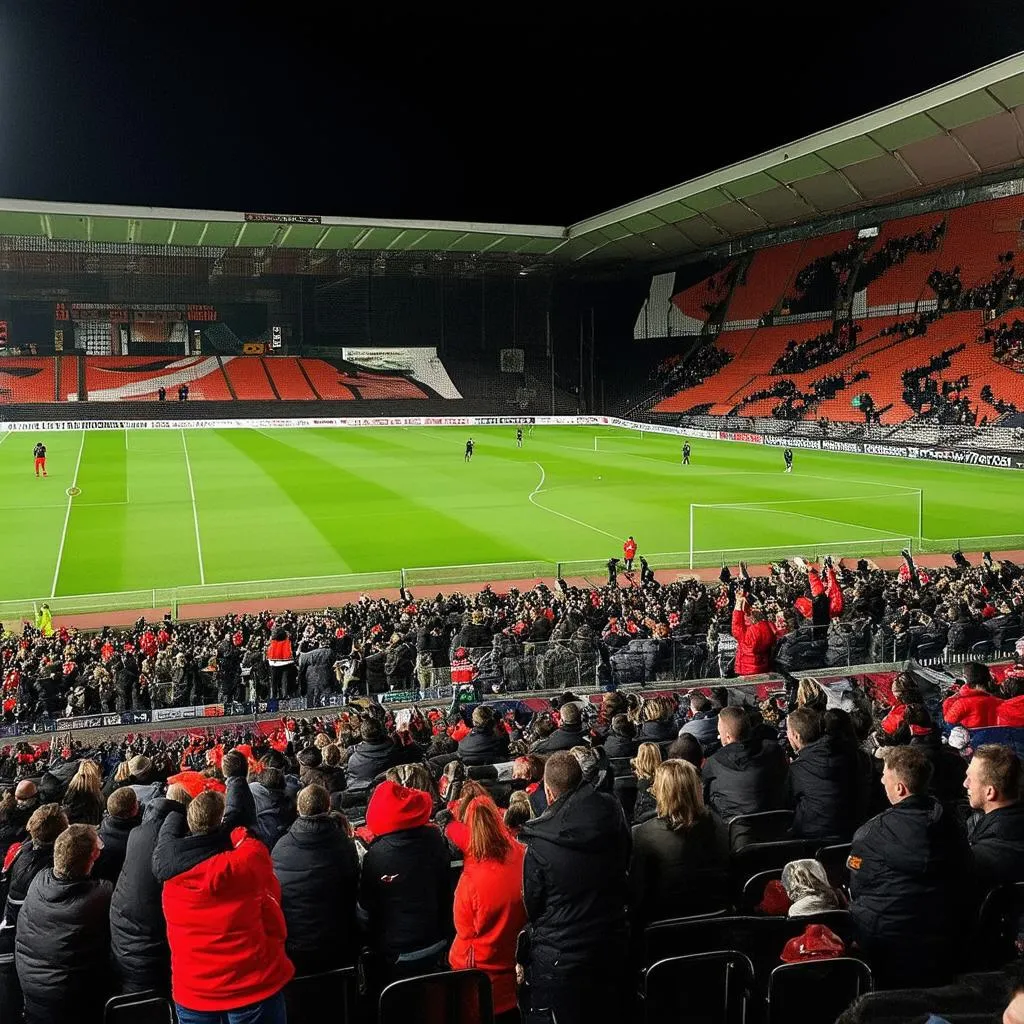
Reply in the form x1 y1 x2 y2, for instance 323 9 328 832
33 441 47 477
623 535 637 571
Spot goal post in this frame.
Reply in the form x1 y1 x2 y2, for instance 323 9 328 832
594 428 645 451
688 489 924 569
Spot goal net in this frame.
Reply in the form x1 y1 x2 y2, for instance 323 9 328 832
688 489 922 569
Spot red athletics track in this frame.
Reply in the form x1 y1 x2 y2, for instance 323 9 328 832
30 549 1024 632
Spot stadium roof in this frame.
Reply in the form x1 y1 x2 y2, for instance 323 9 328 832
1 52 1024 268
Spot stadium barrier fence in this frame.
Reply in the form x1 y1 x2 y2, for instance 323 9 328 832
4 650 1016 743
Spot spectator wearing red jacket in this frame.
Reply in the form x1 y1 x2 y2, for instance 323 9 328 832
997 676 1024 727
623 536 637 571
152 790 294 1024
731 594 777 676
943 663 1003 729
266 627 295 699
448 796 527 1020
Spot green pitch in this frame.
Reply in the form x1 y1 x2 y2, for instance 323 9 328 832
0 424 1020 612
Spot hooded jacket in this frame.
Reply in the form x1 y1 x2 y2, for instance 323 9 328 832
15 869 113 1021
787 735 861 841
249 781 296 850
702 736 789 823
271 814 360 971
357 781 452 960
942 686 1002 729
849 794 970 970
530 723 584 755
967 802 1024 890
731 610 776 676
519 782 631 973
152 811 294 1012
109 796 185 992
449 831 527 1014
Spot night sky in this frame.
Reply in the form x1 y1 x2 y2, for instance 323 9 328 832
1 3 1023 226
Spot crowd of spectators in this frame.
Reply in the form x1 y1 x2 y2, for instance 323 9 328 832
3 552 1024 737
900 345 978 424
1 640 1024 1021
983 317 1024 370
771 321 861 375
879 309 939 339
654 340 733 396
929 253 1021 312
857 222 945 289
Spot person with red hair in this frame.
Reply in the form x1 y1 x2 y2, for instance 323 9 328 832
449 796 527 1023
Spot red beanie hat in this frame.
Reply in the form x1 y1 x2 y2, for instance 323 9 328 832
365 780 433 837
780 924 845 963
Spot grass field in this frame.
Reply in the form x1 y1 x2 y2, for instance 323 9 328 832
0 424 1021 614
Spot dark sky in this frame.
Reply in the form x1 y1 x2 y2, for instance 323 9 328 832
1 3 1023 226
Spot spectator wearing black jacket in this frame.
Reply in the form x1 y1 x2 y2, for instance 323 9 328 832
0 782 39 858
679 693 720 755
519 751 632 1024
357 780 452 980
94 787 141 885
965 744 1024 891
786 707 860 841
602 714 638 759
297 640 336 705
702 707 788 832
629 759 729 934
530 702 585 754
272 784 359 975
849 745 971 987
0 803 68 954
346 718 402 788
458 706 510 766
16 823 113 1024
109 786 192 995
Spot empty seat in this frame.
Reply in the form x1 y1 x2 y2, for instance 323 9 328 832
767 957 873 1024
728 809 795 850
285 965 356 1023
379 968 494 1024
644 951 755 1024
103 991 175 1024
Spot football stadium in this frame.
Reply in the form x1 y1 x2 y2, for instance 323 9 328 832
2 23 1024 1024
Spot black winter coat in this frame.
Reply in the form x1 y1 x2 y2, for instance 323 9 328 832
628 811 729 928
850 794 970 981
0 839 54 952
109 797 186 992
520 782 631 973
272 815 360 970
967 802 1024 891
702 737 789 822
773 626 826 673
603 732 638 760
457 727 509 766
297 646 335 696
94 813 140 885
639 718 677 743
358 825 452 959
531 724 585 754
15 869 112 1022
0 801 38 858
346 739 401 787
787 735 861 841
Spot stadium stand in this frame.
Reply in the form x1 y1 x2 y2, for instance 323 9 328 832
262 357 317 401
0 358 57 403
81 356 234 402
222 355 277 400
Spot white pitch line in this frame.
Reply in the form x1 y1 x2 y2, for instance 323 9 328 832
0 432 10 449
528 461 619 540
181 430 206 585
51 431 86 598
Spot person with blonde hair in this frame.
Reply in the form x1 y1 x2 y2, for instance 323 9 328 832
62 759 104 826
503 790 535 837
628 759 729 930
449 796 527 1022
631 742 662 824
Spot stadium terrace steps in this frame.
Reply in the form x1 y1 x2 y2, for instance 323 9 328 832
726 240 805 321
298 358 356 400
222 356 277 400
263 357 316 400
82 355 233 401
941 194 1024 290
861 213 946 308
671 260 737 327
